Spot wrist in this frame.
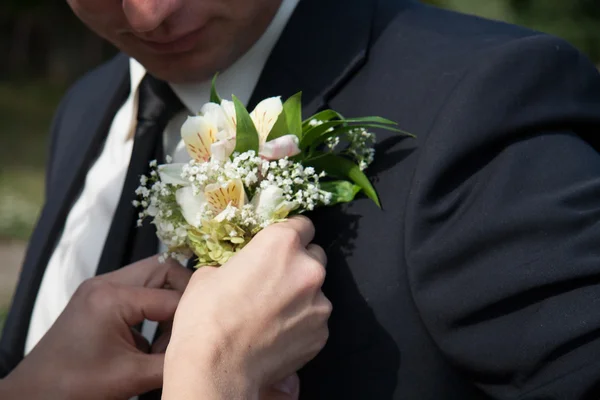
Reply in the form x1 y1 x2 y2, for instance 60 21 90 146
165 338 260 400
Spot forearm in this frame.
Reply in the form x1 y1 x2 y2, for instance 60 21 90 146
163 343 260 400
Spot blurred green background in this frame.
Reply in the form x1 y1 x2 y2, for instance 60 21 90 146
1 0 600 332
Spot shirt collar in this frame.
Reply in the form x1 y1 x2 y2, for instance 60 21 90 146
129 56 147 95
129 0 299 113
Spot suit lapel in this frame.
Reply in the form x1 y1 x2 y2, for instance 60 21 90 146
248 0 377 116
0 54 129 365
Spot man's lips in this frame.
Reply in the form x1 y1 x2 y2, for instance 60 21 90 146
135 27 205 54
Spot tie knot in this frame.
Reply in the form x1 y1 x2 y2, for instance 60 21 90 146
137 74 184 125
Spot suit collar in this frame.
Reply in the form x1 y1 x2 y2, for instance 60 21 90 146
248 0 377 115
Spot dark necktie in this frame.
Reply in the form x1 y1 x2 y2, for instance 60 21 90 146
96 75 183 400
96 74 184 275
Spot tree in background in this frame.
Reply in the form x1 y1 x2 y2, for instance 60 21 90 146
508 0 600 63
1 0 115 84
422 0 600 64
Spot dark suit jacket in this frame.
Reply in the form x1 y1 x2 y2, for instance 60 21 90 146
3 0 600 398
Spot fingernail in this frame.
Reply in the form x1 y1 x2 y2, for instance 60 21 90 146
272 375 298 395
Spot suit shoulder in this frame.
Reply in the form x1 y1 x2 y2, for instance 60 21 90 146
376 3 568 62
60 53 129 109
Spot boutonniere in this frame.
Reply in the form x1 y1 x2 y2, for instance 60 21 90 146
135 77 413 267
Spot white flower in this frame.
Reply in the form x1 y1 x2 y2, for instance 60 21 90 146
214 203 238 222
175 178 247 227
180 101 238 163
158 163 189 185
248 97 283 144
201 102 236 132
251 185 298 222
175 186 207 228
193 97 300 162
259 134 301 160
181 116 219 162
205 179 247 212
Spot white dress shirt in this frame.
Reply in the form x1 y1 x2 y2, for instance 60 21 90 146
25 0 299 355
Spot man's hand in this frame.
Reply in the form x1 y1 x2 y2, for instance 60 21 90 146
164 216 331 400
1 256 191 400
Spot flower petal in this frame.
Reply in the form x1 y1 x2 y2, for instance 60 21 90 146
250 97 283 144
259 134 301 160
158 163 188 185
220 100 238 130
252 185 298 221
204 179 246 214
274 201 298 220
201 102 236 133
175 186 207 228
251 185 284 220
210 138 236 162
181 116 218 162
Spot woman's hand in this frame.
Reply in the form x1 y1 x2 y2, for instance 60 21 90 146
0 257 192 400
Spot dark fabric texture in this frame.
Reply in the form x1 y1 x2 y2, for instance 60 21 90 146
3 1 600 399
95 74 183 400
96 74 183 276
0 54 130 378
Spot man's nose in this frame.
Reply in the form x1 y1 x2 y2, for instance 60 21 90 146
122 0 182 33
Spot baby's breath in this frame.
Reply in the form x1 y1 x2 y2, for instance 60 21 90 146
136 150 333 266
135 161 188 250
345 128 376 171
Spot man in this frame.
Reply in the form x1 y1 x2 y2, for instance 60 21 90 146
2 0 600 398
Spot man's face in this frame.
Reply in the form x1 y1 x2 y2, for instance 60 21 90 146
67 0 283 83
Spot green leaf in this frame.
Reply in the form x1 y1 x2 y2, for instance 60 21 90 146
210 73 222 104
267 92 303 142
232 95 259 154
320 181 362 205
306 153 380 208
302 109 344 129
340 116 398 125
300 116 413 150
300 120 346 149
309 123 415 152
267 107 288 142
283 92 303 139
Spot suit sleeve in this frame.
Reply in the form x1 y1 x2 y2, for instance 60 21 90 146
0 90 70 379
0 353 9 379
407 34 600 399
43 87 71 196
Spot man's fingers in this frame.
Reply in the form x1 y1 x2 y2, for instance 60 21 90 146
306 244 327 267
99 255 192 292
116 286 181 327
280 216 315 248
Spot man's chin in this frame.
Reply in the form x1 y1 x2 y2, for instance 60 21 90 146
131 52 223 84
